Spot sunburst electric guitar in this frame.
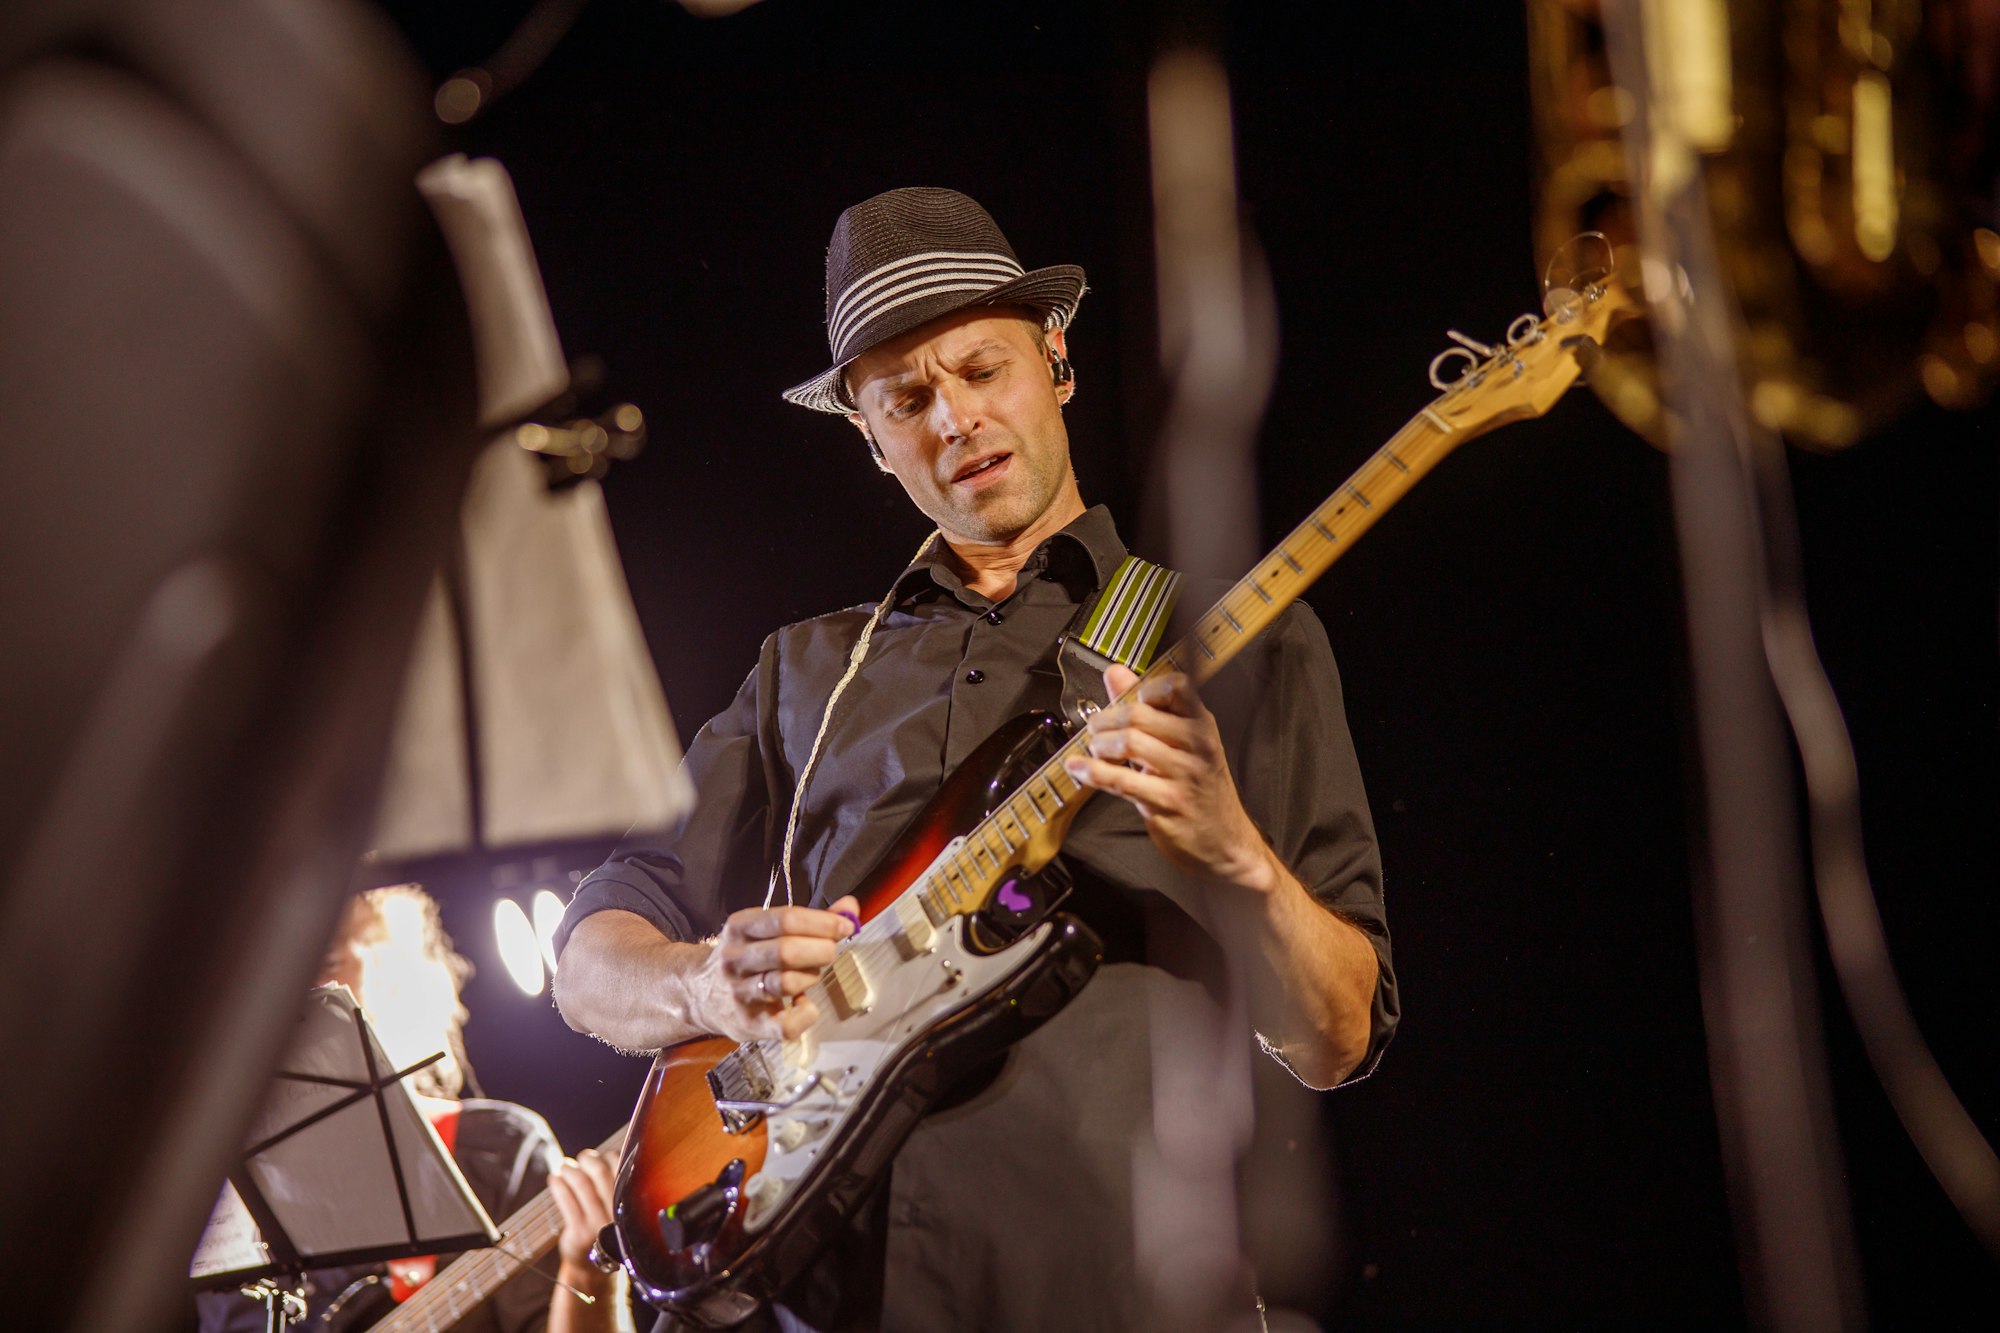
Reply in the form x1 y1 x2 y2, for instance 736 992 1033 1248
605 254 1636 1327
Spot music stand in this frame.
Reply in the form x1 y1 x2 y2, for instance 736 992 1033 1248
189 986 499 1330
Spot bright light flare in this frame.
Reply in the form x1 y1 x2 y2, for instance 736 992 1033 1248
352 896 462 1079
532 889 566 976
494 898 545 996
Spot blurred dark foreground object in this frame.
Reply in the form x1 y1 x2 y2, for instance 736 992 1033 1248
0 2 479 1330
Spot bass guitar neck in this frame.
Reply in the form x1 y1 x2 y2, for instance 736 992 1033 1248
360 1125 628 1333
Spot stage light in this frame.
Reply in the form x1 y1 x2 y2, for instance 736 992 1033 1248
493 898 545 996
532 889 566 975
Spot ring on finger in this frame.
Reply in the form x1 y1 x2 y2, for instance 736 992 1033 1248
755 971 771 1000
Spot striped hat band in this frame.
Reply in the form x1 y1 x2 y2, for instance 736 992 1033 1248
783 187 1087 414
827 250 1025 354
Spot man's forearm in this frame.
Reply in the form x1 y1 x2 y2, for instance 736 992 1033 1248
1220 845 1380 1090
552 909 716 1051
1066 662 1381 1086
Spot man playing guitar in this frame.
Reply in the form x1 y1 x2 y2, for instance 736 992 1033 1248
552 188 1397 1331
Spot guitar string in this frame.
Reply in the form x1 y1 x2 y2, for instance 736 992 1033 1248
716 311 1602 1257
774 409 1457 1044
766 303 1591 1034
366 1221 548 1328
767 414 1439 1010
353 324 1581 1314
382 1195 561 1323
377 1129 630 1325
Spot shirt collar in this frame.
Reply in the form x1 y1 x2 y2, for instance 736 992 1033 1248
891 504 1128 606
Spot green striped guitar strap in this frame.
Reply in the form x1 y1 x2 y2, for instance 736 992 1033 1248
1057 554 1182 729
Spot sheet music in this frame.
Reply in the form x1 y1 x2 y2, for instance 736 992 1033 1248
189 1180 267 1278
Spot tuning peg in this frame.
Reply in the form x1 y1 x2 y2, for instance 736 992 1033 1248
1506 314 1544 347
1445 329 1497 357
1428 345 1482 391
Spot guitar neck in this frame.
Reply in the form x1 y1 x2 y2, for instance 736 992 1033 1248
370 1125 628 1333
913 407 1467 920
1154 412 1461 685
878 270 1630 927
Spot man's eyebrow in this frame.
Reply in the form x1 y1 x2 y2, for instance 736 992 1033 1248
954 339 1014 361
871 368 923 392
872 340 1019 391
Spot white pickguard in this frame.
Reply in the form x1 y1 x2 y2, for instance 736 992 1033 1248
728 908 1049 1230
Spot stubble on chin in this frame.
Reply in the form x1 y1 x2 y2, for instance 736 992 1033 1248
939 475 1048 546
905 424 1071 547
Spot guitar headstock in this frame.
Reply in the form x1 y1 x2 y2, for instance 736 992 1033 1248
1424 233 1639 440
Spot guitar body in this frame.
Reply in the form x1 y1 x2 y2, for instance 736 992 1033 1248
613 712 1105 1327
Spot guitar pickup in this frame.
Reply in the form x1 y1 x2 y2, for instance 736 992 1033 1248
826 950 873 1018
780 1031 815 1072
892 895 936 957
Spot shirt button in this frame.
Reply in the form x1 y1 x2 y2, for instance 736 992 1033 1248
984 609 1004 625
965 669 985 684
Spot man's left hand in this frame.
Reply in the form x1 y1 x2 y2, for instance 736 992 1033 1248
1065 665 1279 894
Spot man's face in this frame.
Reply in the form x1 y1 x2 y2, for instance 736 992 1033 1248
846 309 1074 547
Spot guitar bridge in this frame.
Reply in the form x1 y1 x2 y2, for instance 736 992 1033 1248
707 1042 817 1134
707 1045 775 1133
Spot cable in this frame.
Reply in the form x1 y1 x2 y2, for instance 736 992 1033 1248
765 531 939 909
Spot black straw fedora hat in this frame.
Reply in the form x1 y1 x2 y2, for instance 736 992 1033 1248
782 187 1087 414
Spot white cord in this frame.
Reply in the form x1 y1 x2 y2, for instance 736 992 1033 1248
765 531 940 908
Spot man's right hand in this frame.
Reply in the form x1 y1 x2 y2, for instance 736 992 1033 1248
692 895 859 1041
552 900 860 1053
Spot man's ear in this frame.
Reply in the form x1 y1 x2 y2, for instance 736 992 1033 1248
847 412 892 473
1046 325 1075 404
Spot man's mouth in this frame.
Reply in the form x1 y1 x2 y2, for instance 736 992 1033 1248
951 453 1012 486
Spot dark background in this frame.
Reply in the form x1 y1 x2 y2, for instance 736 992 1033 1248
372 1 1997 1326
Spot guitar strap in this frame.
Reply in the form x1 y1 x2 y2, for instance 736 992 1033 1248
1057 554 1183 728
767 543 1180 908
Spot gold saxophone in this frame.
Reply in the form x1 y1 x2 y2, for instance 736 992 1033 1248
1527 0 2000 447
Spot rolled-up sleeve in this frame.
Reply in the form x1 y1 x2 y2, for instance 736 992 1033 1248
1239 604 1398 1082
553 632 788 957
1062 602 1398 1083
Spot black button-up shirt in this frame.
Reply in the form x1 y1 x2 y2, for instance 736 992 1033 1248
558 506 1396 1332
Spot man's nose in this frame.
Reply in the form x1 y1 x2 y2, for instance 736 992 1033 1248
931 381 982 441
